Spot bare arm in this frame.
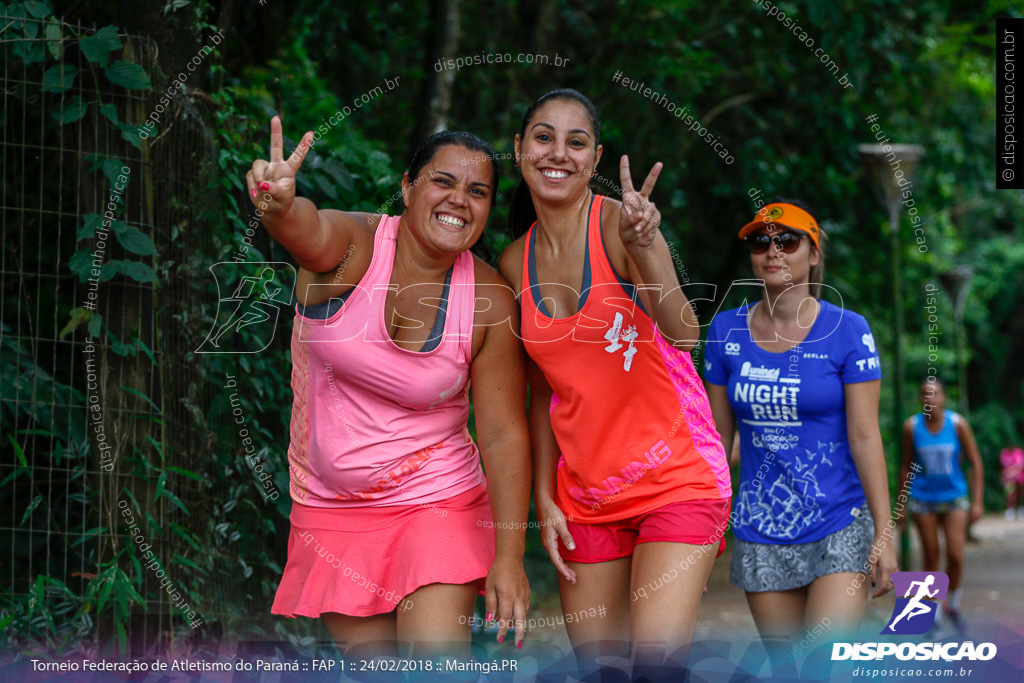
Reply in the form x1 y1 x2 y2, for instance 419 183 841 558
845 379 897 597
624 231 700 351
526 360 558 509
471 275 531 648
497 240 577 584
246 116 367 273
614 157 701 350
956 417 986 522
525 358 577 584
705 382 736 459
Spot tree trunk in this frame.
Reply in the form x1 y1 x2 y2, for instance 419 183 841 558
410 0 461 155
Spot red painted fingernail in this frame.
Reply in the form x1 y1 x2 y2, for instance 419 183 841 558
486 612 492 621
497 634 504 644
251 189 257 198
260 182 270 191
517 640 523 650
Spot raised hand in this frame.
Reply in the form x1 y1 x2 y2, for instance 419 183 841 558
618 155 663 249
245 115 315 216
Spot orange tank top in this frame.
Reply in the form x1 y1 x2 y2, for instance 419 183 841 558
520 194 731 522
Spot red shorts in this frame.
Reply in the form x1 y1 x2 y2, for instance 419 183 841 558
558 497 731 564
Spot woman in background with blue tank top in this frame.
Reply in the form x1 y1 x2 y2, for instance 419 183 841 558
896 378 984 630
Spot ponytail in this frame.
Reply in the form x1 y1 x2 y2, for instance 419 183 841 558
508 178 537 240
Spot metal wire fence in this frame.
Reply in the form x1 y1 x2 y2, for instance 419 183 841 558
1 13 294 657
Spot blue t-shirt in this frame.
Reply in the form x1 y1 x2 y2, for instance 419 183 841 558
909 411 968 502
704 300 882 544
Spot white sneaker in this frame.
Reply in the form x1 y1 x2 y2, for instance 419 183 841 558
1006 509 1016 520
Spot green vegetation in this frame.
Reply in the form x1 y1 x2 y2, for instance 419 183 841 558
1 0 1020 654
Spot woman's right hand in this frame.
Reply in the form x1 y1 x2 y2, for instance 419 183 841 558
246 115 315 216
537 496 577 584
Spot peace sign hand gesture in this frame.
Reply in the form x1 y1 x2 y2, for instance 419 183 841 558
618 155 663 249
246 115 315 216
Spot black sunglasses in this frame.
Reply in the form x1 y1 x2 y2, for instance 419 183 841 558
744 231 806 255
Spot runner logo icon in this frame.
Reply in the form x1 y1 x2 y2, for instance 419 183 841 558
881 571 949 635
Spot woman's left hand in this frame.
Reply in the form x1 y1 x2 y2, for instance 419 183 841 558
970 501 984 523
618 155 663 249
484 553 530 648
869 531 898 598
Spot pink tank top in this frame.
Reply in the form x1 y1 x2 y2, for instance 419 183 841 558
286 214 484 507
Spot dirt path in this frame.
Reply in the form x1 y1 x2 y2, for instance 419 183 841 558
513 513 1024 648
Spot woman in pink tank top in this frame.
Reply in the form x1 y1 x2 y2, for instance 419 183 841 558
246 118 531 657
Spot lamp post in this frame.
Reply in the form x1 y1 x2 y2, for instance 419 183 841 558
857 143 925 572
938 266 974 417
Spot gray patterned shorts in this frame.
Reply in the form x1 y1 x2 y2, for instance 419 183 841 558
730 508 875 593
908 495 969 516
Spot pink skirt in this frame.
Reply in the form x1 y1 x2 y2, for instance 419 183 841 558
271 481 495 618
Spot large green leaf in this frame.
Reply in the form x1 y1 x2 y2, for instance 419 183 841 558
79 26 122 67
50 96 86 124
99 103 120 126
23 0 51 19
98 263 118 282
44 21 63 60
41 65 77 93
119 125 144 150
88 311 103 338
115 226 157 256
114 260 157 283
105 60 152 91
78 214 105 241
68 248 95 279
102 157 129 187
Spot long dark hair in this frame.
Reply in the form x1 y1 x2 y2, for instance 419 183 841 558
508 89 601 239
406 130 500 206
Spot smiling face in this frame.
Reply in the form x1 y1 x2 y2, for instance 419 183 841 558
401 145 494 255
749 224 818 289
515 98 602 206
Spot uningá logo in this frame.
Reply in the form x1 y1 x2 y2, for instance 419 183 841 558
881 571 949 635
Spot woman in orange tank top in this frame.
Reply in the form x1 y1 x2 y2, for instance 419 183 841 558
497 90 731 672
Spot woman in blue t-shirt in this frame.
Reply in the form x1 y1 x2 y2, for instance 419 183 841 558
703 199 897 646
896 379 984 630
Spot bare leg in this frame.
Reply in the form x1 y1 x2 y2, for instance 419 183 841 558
805 572 869 637
322 611 398 660
630 541 718 667
746 588 808 638
397 582 477 659
913 513 941 572
942 509 968 614
746 588 808 670
559 558 632 677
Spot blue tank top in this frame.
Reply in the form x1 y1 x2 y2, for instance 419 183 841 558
909 410 968 502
